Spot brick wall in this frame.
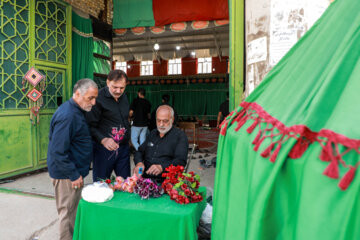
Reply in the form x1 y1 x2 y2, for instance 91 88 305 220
64 0 113 24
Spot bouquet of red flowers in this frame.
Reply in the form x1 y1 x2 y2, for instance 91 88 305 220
162 165 203 204
111 126 126 143
108 126 126 160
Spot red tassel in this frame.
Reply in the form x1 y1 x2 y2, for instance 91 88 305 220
269 143 281 163
323 159 339 179
261 142 275 158
320 141 332 162
254 137 265 151
235 117 247 132
252 131 262 145
246 118 259 134
288 138 309 159
338 167 356 191
220 121 228 136
231 110 246 124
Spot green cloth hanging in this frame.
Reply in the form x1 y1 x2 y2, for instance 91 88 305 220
94 39 110 57
72 11 94 89
113 0 155 29
213 0 360 239
126 83 227 120
93 58 110 75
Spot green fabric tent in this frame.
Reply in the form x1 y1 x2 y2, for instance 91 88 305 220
213 0 360 239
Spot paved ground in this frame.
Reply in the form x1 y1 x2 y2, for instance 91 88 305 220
0 150 216 240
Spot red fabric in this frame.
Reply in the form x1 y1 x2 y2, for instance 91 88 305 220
127 60 140 77
153 0 229 27
153 59 168 76
212 57 228 74
220 101 360 190
181 57 197 76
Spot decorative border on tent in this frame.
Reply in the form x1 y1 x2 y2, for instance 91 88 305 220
220 101 360 191
72 27 93 38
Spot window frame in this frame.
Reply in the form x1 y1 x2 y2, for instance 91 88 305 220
140 60 153 76
197 57 212 74
168 58 182 75
115 61 127 73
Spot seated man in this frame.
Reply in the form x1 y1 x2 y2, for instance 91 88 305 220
133 105 188 181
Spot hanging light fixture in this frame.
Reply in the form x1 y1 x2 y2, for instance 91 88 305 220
154 43 160 50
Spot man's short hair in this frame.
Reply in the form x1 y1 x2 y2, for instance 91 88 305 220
161 94 170 104
73 78 98 96
107 69 128 82
138 88 146 96
156 105 174 118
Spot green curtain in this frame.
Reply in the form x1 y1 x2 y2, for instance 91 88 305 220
72 12 94 89
126 83 227 120
213 0 360 239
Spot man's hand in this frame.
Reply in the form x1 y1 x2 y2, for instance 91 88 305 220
146 164 163 176
133 162 145 177
72 176 83 190
101 138 119 151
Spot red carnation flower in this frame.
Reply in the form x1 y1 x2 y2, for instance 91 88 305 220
105 179 111 184
181 184 188 190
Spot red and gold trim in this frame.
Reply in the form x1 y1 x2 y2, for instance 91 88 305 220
220 102 360 191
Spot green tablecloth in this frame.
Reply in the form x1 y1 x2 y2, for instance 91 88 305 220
73 187 206 240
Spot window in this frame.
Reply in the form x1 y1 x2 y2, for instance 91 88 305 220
141 60 153 76
168 58 182 75
115 61 127 73
197 57 212 74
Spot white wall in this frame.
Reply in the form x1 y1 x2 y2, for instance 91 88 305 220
245 0 331 97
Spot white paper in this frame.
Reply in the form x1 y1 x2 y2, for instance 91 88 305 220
247 37 267 65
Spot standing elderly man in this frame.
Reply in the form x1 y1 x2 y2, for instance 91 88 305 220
86 70 131 181
47 78 98 240
133 105 188 181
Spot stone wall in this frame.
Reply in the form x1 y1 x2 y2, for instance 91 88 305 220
64 0 113 24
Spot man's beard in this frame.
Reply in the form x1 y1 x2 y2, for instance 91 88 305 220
110 91 122 99
157 124 172 135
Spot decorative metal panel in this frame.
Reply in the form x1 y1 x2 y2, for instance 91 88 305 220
0 0 30 109
38 67 64 109
34 0 67 64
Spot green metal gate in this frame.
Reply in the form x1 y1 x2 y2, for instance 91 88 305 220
0 0 72 178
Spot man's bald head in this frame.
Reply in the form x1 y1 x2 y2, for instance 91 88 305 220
156 105 174 136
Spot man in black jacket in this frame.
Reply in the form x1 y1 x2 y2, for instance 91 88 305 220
133 105 188 182
47 78 98 240
86 70 131 181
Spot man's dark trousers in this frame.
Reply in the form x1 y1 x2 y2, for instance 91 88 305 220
92 142 130 181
